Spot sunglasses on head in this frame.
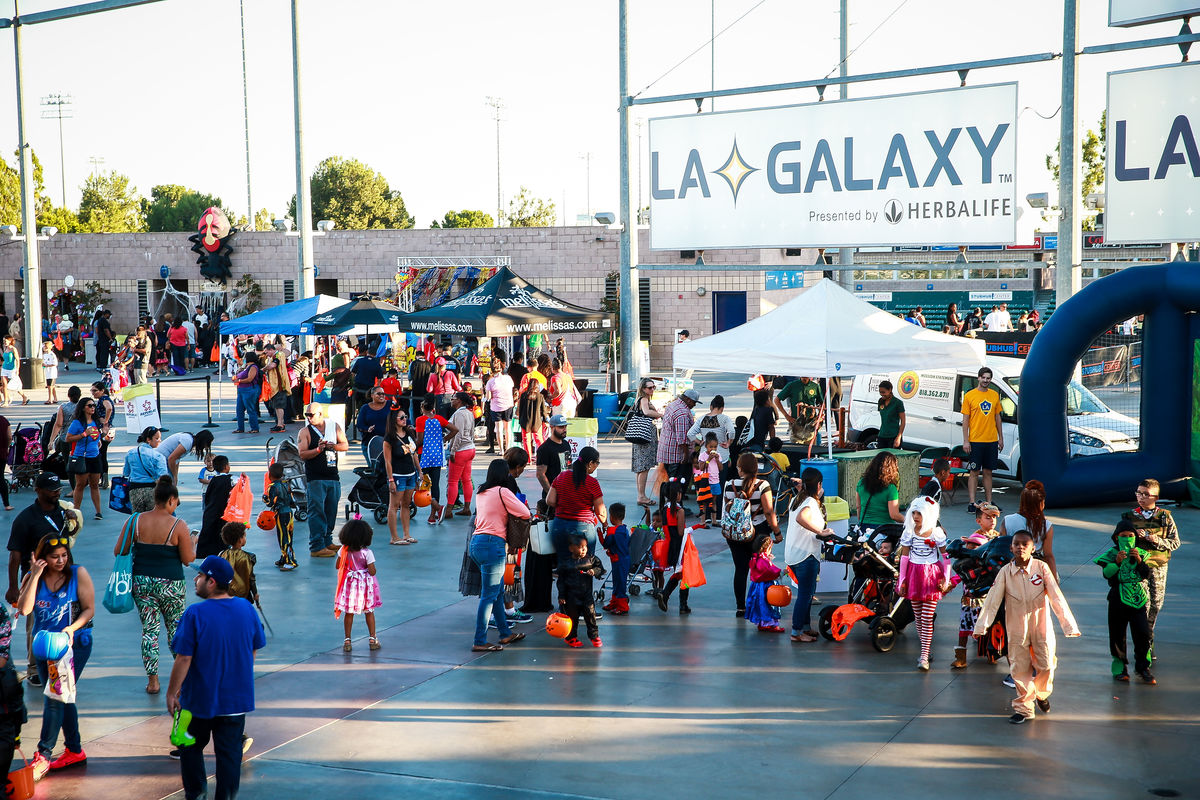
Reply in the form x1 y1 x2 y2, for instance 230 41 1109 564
43 537 69 548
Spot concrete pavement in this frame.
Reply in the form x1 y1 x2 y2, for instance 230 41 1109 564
3 369 1195 800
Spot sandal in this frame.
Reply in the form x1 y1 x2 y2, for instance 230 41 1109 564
342 638 352 652
402 537 418 544
369 637 381 651
791 632 819 643
146 678 161 694
389 539 410 545
472 643 503 652
498 632 525 645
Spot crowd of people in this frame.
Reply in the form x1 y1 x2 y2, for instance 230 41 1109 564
0 308 1180 798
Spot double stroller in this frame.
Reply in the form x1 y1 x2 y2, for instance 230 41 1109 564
817 523 914 653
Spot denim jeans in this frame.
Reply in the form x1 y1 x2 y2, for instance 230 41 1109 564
549 517 598 568
469 533 512 646
306 479 340 552
179 713 246 800
789 556 821 634
36 635 93 757
235 386 259 432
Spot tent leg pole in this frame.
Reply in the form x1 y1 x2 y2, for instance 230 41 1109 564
826 379 833 459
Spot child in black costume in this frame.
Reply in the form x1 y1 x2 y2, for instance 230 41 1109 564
558 535 606 648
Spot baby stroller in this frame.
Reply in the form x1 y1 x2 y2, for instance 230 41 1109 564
345 437 417 526
817 523 913 652
347 437 389 525
265 436 308 521
947 534 1014 663
8 422 45 492
603 522 660 601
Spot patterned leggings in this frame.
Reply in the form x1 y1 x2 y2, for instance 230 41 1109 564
132 575 186 676
912 600 936 661
276 513 296 566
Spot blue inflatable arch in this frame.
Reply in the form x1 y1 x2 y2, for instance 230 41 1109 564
1020 263 1195 508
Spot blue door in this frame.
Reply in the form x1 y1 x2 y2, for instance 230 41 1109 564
712 291 747 333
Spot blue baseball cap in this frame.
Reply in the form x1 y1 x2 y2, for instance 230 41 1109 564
198 555 234 587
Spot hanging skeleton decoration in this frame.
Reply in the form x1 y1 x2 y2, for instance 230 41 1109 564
187 206 237 283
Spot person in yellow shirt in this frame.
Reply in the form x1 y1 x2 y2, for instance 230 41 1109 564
767 437 791 473
961 366 1003 513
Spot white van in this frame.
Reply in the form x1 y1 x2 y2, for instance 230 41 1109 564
847 356 1139 480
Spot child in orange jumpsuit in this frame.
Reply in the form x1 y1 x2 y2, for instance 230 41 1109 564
974 530 1080 724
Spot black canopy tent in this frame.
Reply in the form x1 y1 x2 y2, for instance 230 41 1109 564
397 266 617 388
397 266 615 337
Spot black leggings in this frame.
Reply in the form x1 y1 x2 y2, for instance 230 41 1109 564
424 466 442 502
98 437 111 477
726 527 765 612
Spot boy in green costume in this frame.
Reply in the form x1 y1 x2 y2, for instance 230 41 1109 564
1095 520 1155 684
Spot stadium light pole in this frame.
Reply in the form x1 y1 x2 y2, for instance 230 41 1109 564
291 0 315 300
1 1 165 389
618 0 641 388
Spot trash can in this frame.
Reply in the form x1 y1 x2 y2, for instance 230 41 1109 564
799 458 839 495
594 392 619 433
18 357 44 391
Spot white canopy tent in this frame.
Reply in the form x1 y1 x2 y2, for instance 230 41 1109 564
672 279 986 456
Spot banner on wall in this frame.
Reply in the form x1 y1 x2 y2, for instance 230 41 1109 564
1105 62 1200 243
1110 0 1200 26
648 83 1018 250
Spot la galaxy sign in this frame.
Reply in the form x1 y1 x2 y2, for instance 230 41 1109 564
1104 62 1200 244
648 84 1018 250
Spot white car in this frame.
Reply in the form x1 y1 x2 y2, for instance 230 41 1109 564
847 356 1140 480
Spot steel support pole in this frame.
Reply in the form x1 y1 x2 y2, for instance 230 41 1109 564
1056 0 1082 308
618 0 640 389
240 0 253 229
291 0 315 300
12 7 43 389
836 0 854 291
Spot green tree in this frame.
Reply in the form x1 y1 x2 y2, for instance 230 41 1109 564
432 209 494 229
0 149 51 232
37 204 81 233
505 186 556 227
78 171 145 233
1045 112 1105 231
287 156 414 230
231 208 273 231
142 184 226 232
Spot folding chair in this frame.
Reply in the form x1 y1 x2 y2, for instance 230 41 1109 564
604 393 637 441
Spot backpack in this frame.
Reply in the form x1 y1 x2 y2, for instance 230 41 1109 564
720 480 756 542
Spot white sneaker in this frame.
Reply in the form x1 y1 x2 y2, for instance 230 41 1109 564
917 658 930 671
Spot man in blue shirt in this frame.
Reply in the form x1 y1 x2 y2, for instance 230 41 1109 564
168 556 266 800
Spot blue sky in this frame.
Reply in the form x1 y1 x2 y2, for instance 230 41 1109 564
0 0 1184 231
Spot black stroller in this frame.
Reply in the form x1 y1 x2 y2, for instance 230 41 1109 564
346 437 416 526
817 523 914 652
947 534 1014 663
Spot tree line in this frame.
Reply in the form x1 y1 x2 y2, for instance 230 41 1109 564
0 153 556 233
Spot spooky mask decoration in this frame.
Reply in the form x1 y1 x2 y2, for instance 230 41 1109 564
187 206 237 284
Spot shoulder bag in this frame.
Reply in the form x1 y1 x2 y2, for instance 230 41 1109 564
499 490 531 551
103 513 138 614
623 401 655 445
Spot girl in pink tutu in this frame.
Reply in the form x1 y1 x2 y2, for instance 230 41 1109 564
334 518 382 652
897 495 950 671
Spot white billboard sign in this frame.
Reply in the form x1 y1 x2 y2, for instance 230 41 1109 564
1105 62 1200 243
1110 0 1200 26
648 83 1018 250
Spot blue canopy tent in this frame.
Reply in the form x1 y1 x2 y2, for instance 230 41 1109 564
221 294 349 335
